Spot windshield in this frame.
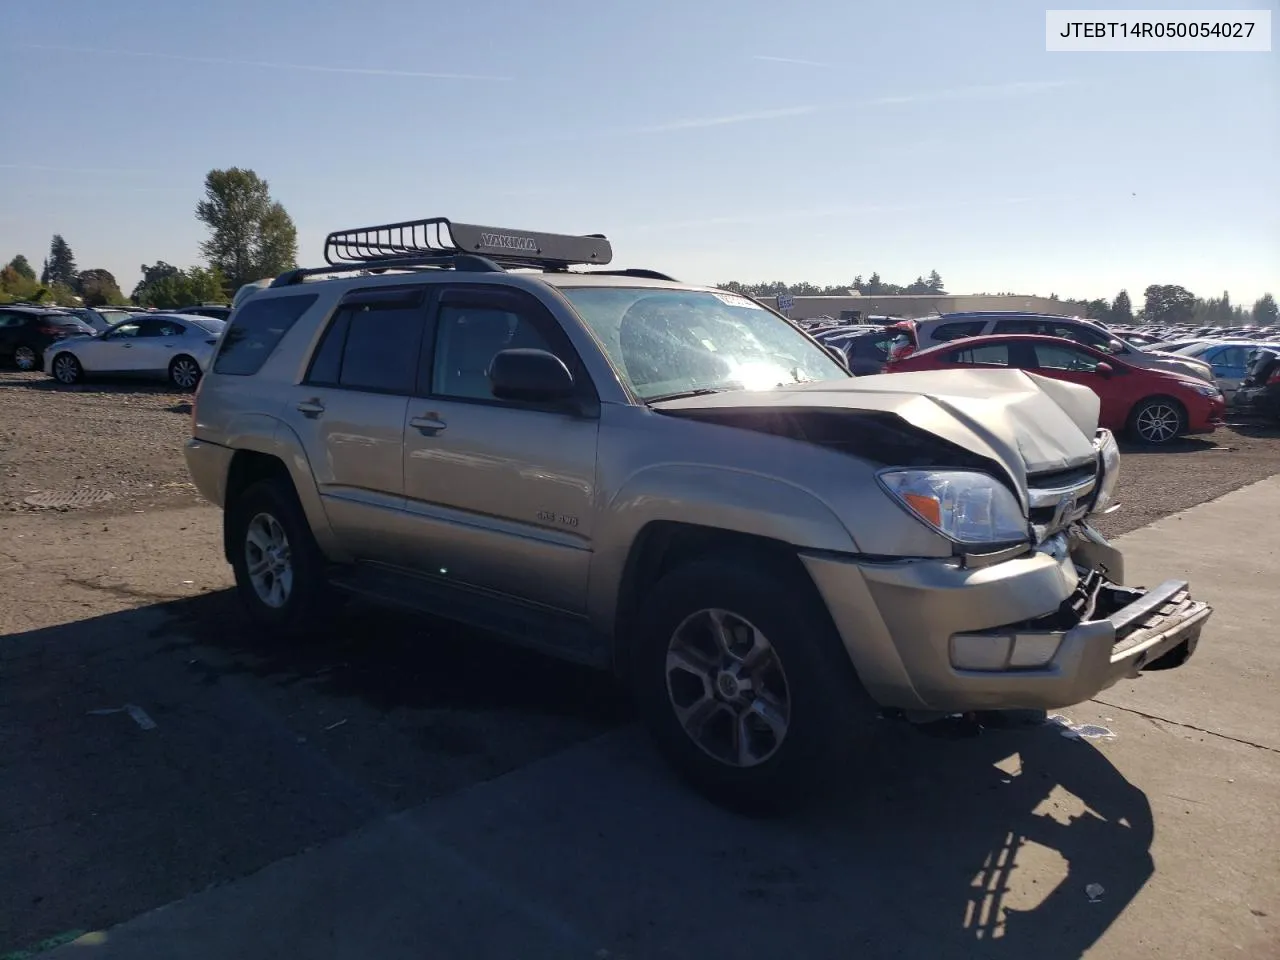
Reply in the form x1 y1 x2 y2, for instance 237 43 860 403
559 287 848 401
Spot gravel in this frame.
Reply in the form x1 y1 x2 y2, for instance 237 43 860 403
3 367 1278 529
0 371 197 514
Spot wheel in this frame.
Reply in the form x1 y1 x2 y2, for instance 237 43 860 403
51 352 83 385
631 553 874 815
13 345 38 371
227 477 333 634
169 355 202 390
1128 397 1187 445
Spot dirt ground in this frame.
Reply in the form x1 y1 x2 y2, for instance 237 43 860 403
3 368 1279 532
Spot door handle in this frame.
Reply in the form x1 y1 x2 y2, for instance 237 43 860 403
409 414 447 434
295 400 325 416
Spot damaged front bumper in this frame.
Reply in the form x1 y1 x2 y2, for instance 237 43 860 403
800 524 1212 713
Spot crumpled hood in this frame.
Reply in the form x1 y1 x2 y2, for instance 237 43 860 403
650 368 1101 491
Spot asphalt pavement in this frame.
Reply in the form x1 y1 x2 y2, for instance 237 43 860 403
2 481 1277 959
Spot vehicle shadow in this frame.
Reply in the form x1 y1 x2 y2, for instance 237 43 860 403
2 590 1153 958
1117 435 1218 454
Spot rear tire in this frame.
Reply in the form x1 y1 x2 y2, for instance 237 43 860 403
51 353 83 384
169 355 202 390
1127 397 1187 445
631 553 875 816
227 477 333 636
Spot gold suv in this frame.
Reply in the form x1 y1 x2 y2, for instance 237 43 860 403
185 217 1212 813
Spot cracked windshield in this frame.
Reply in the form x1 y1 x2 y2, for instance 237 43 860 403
1 2 1275 959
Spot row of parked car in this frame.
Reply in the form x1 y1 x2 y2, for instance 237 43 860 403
0 302 231 389
800 311 1280 442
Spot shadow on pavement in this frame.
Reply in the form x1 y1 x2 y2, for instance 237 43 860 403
1 592 1153 959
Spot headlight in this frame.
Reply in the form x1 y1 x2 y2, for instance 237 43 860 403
1190 382 1221 397
879 470 1029 546
1092 429 1121 513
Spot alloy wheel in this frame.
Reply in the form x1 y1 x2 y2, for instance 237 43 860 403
53 354 79 384
171 358 200 389
1135 403 1181 443
664 608 791 768
245 512 293 608
14 346 37 371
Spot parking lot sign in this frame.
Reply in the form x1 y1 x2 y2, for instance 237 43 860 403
777 294 794 313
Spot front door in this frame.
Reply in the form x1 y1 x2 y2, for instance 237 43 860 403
400 285 599 613
278 284 429 564
1027 341 1125 431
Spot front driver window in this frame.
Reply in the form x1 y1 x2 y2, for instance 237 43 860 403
432 305 555 401
1034 344 1100 372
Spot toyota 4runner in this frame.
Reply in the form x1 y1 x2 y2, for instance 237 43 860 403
185 217 1212 813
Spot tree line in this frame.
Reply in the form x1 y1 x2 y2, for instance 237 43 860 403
719 274 1278 328
0 167 298 310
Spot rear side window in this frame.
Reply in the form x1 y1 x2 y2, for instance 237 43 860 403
305 286 427 395
213 294 318 376
931 321 987 342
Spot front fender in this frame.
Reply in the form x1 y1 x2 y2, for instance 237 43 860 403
587 464 858 633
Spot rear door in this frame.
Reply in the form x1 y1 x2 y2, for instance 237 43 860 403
279 284 429 564
399 284 600 613
125 318 187 373
0 312 24 360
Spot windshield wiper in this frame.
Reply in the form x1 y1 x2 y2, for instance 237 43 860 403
644 387 727 403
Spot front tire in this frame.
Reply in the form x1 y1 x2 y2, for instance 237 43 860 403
169 355 202 390
1128 397 1187 445
13 345 38 371
227 477 332 635
631 553 875 815
51 352 83 384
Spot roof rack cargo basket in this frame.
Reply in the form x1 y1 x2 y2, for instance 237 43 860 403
323 217 613 271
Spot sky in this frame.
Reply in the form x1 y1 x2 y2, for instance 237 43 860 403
1 0 1277 303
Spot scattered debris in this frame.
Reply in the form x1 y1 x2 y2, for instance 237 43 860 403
1047 714 1116 741
1085 882 1105 903
87 704 157 730
324 718 348 731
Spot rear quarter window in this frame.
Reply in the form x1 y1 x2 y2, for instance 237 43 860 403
213 294 319 376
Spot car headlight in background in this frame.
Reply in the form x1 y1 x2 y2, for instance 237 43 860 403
1091 429 1121 514
879 469 1029 546
1189 382 1221 397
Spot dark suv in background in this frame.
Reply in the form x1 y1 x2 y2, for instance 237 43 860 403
0 306 95 370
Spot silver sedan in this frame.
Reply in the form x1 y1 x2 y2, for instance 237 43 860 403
43 313 226 390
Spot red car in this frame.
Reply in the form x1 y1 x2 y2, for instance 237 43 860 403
886 334 1226 444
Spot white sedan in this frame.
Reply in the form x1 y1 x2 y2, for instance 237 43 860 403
43 313 226 390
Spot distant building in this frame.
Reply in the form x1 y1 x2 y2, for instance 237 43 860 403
762 293 1086 322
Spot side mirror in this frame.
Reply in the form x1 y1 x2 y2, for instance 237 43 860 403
1108 339 1125 354
489 348 575 404
1096 361 1114 379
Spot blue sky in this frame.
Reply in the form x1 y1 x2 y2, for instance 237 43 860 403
2 0 1276 302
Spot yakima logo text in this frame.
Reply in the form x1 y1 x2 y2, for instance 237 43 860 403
479 233 537 252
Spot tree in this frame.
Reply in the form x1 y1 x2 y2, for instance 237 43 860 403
195 168 298 289
133 265 230 309
926 270 945 294
1142 284 1196 325
7 255 35 281
1110 290 1133 325
40 235 77 288
1254 293 1279 326
1084 298 1110 320
75 269 126 307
